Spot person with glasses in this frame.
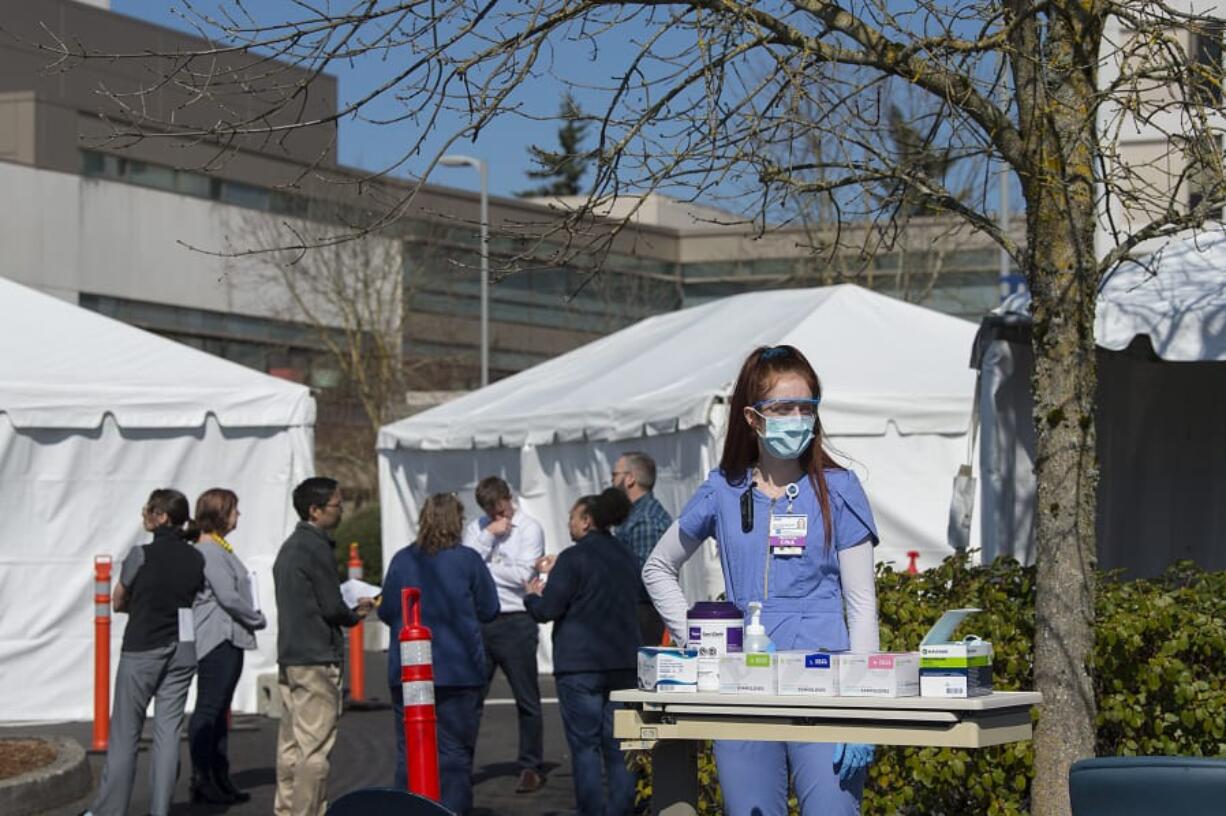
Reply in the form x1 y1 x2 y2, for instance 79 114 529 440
610 452 673 646
272 477 374 816
85 489 205 816
642 345 881 816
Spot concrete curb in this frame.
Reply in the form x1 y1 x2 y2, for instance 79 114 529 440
0 737 92 816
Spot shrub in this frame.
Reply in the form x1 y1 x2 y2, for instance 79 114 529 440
633 557 1226 815
334 502 383 584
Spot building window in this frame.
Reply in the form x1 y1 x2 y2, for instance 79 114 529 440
1192 24 1224 107
218 179 270 209
79 149 311 217
1186 134 1223 216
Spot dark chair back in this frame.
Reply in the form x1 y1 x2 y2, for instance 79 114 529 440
325 786 455 816
1069 756 1226 816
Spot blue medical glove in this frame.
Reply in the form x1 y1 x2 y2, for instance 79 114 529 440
832 743 875 781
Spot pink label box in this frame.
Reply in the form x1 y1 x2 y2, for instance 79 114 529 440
838 652 920 697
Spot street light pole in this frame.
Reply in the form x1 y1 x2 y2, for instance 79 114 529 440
478 160 489 388
439 154 489 387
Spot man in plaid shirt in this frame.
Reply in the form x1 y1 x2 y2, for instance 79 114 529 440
612 452 673 646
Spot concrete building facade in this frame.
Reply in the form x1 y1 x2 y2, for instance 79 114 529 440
0 0 1018 397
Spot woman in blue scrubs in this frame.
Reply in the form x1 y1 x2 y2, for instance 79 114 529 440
643 344 881 816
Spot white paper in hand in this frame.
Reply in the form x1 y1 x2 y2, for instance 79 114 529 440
178 608 195 642
248 570 261 611
341 578 382 609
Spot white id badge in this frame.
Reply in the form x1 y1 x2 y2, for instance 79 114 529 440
178 608 195 642
769 513 808 556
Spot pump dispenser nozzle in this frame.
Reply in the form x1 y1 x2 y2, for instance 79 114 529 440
747 602 765 635
743 601 773 653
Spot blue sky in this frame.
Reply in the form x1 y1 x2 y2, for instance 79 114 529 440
108 1 1015 216
111 1 642 198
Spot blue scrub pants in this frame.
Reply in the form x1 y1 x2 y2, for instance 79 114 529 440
713 740 864 816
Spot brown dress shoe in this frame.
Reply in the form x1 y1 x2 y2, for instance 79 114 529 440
515 767 545 793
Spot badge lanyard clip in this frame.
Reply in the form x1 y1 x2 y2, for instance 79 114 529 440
769 483 806 557
784 482 799 514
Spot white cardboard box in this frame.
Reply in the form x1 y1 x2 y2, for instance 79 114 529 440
919 609 994 698
718 653 776 694
638 647 698 693
837 652 920 697
776 651 841 696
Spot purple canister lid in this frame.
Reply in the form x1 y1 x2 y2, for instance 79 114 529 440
687 601 743 620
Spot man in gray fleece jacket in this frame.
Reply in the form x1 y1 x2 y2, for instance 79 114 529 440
272 477 374 816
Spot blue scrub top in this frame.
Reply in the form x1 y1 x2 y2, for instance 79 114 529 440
677 467 878 652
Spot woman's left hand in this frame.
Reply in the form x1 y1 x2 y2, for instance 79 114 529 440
524 577 546 596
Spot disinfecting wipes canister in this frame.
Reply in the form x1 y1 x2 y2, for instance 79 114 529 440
686 601 744 692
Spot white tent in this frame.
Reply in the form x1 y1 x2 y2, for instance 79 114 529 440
378 285 980 662
974 231 1226 575
0 277 315 721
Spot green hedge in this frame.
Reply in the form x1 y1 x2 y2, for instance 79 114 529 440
333 503 383 584
634 557 1226 815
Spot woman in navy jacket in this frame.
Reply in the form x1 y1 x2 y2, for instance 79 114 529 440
379 493 499 815
524 488 641 816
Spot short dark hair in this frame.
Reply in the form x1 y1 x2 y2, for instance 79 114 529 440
474 476 512 512
293 477 339 521
621 451 657 490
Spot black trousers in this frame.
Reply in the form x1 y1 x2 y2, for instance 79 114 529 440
481 612 543 771
188 641 244 779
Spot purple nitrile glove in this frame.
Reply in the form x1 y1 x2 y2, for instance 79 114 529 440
832 743 875 781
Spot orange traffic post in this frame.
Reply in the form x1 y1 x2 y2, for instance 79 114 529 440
93 555 112 752
347 543 366 703
906 550 920 575
399 587 440 799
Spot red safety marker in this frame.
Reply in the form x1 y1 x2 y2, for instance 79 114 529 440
399 587 440 799
93 555 112 752
906 550 920 575
347 543 366 703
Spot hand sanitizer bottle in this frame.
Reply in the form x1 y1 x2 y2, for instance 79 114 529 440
743 601 774 654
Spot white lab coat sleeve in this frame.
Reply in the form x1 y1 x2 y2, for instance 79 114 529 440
838 539 880 652
642 520 704 645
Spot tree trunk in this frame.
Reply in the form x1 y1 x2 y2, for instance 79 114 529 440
1022 8 1103 814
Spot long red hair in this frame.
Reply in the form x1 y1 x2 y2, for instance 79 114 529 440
719 345 843 545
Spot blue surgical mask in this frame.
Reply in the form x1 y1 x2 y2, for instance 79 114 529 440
758 414 816 459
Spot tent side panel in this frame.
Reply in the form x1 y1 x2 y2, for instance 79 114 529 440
976 339 1037 565
0 415 309 721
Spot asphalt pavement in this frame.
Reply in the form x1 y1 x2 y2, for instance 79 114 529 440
2 652 593 816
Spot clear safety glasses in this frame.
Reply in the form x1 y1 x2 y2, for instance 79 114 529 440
752 397 821 418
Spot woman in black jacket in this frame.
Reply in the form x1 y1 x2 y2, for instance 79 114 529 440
88 489 205 816
524 488 641 816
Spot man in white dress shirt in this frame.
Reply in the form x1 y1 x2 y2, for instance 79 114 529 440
462 476 547 793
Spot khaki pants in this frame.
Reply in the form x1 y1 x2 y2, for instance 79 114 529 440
274 664 342 816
